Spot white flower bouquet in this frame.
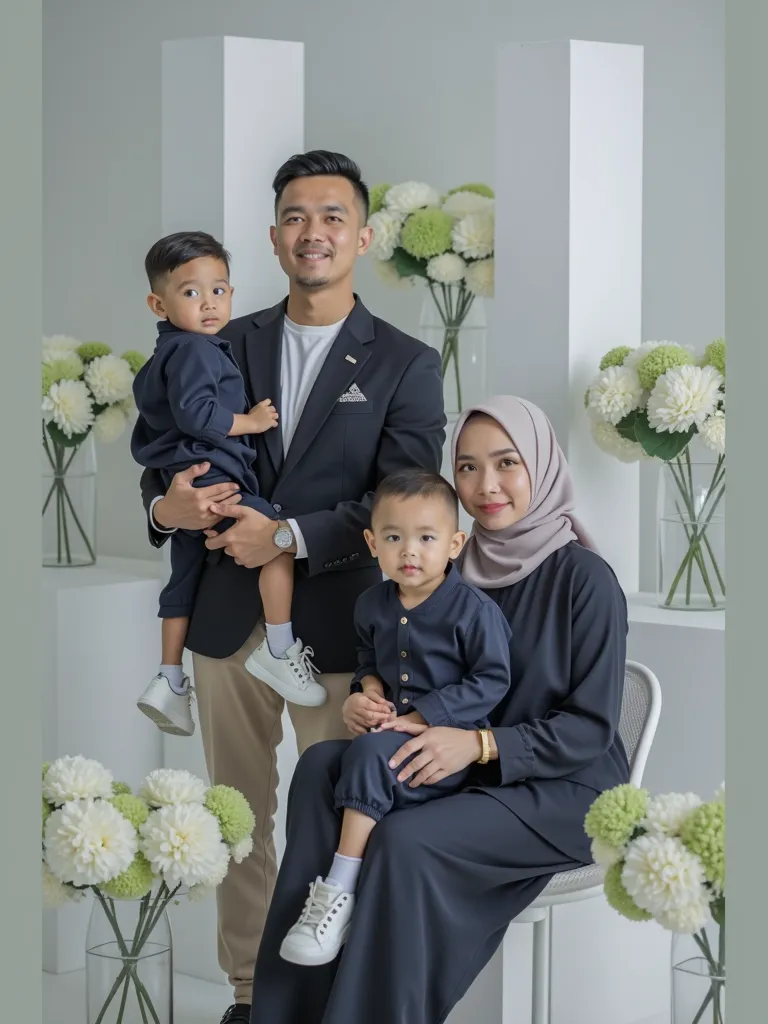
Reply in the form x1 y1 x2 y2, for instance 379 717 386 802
586 782 725 1023
42 756 255 1024
585 339 726 608
367 182 495 410
41 335 146 566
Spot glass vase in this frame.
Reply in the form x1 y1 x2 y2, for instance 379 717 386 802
86 889 173 1024
42 424 97 567
672 918 725 1024
419 284 487 416
657 447 725 610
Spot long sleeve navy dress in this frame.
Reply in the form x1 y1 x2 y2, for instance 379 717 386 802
248 542 630 1024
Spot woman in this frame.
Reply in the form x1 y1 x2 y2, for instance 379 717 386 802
247 395 630 1024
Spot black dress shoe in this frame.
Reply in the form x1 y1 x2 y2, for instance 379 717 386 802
220 1005 251 1024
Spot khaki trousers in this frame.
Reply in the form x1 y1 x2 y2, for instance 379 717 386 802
192 621 353 1004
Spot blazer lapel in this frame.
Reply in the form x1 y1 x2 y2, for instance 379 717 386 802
242 302 285 474
280 298 375 483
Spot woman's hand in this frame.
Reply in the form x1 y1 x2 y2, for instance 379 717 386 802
342 692 397 736
384 725 483 787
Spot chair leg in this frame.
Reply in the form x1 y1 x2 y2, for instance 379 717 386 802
531 909 551 1024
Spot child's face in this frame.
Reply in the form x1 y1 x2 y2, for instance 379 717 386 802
147 257 233 335
364 495 466 594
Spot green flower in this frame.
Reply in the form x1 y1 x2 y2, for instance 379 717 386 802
680 800 725 890
599 346 632 371
400 209 454 260
121 349 147 375
110 794 150 829
703 337 726 377
636 344 695 391
585 784 649 847
205 785 255 845
45 355 83 384
447 183 495 199
42 364 56 397
42 762 51 781
604 862 652 921
368 183 391 216
101 853 154 900
77 341 112 362
112 781 132 797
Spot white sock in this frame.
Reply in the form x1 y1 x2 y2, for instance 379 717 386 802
160 664 187 695
266 622 295 659
326 853 363 894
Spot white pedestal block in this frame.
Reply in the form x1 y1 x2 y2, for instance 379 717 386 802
494 40 644 593
161 35 304 316
42 557 167 974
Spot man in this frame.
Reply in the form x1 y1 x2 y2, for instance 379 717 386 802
139 150 446 1024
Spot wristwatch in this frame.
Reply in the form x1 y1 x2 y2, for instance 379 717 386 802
273 520 295 550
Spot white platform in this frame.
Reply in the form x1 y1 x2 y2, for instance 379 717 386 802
42 556 167 975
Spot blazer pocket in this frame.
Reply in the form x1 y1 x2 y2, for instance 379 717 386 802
329 401 374 416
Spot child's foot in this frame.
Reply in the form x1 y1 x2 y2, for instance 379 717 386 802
279 877 355 966
244 639 327 707
137 674 195 736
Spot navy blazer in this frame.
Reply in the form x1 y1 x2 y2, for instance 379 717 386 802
139 296 447 670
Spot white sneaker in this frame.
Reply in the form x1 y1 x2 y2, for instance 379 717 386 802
279 877 355 967
136 674 195 736
244 639 327 707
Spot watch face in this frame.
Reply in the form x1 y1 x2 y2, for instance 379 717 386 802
274 525 293 549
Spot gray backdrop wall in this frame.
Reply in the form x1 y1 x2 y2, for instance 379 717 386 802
43 0 724 588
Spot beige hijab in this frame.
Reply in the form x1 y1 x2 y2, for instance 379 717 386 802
452 395 597 589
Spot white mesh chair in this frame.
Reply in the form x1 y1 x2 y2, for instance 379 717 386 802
509 660 662 1024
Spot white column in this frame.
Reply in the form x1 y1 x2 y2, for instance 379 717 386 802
494 40 644 592
158 35 304 984
161 35 304 315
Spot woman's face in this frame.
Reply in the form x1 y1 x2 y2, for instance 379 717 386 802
454 414 532 531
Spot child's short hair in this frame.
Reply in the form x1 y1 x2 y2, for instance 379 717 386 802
371 468 459 527
145 231 231 292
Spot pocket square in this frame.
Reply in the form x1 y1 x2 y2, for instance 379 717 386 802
338 383 367 403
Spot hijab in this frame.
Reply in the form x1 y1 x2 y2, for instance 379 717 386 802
451 395 598 588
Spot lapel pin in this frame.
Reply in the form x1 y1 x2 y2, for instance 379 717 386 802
345 354 357 364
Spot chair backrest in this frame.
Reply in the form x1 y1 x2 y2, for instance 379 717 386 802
619 660 662 787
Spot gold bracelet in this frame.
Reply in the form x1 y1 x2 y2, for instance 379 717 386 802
477 728 491 765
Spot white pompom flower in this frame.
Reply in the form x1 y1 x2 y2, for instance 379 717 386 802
656 894 713 935
464 257 494 298
591 837 625 869
43 755 114 805
43 334 82 358
384 181 440 216
368 210 403 261
45 799 139 887
140 803 228 888
587 366 644 426
84 354 134 404
647 365 723 434
42 380 95 438
140 769 207 808
698 409 725 456
43 350 84 376
621 835 710 929
643 793 703 837
590 421 650 463
42 862 85 908
93 404 127 443
427 253 466 285
452 210 494 260
373 258 414 289
231 835 254 865
442 191 494 219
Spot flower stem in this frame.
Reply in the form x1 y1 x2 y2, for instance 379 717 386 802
663 456 724 607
